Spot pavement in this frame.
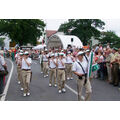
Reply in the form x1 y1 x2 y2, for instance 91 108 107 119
2 59 120 101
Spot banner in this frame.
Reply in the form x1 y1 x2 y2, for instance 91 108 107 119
87 51 94 79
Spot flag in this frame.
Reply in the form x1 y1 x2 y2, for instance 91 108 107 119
87 51 94 79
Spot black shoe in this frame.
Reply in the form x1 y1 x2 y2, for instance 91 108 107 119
114 84 119 87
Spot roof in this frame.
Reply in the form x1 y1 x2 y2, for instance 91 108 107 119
46 30 57 38
49 34 83 49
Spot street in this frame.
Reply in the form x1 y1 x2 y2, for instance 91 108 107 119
2 59 120 101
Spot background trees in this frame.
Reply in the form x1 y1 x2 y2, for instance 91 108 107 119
58 19 105 45
99 31 120 48
0 19 46 46
0 38 5 48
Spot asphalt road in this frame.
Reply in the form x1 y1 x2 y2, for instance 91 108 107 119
4 59 120 101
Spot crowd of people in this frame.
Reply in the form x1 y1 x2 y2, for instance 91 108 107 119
0 43 120 100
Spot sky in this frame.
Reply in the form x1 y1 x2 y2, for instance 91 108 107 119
45 19 120 36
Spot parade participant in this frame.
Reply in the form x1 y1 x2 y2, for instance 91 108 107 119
97 52 105 80
72 51 92 101
15 50 21 84
11 50 15 61
48 53 57 87
21 51 32 97
66 51 74 80
0 50 7 97
18 52 24 91
84 49 90 63
39 51 44 74
105 49 112 83
111 48 120 86
43 49 49 78
56 53 66 94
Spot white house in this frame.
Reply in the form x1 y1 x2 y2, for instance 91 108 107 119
0 36 11 50
47 34 83 49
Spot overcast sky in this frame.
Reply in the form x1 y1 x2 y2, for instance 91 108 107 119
45 19 120 36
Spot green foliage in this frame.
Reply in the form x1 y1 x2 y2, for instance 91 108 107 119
0 19 46 46
58 19 105 45
99 31 120 48
0 37 5 47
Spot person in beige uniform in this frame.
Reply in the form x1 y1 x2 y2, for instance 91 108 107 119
18 52 24 91
56 53 66 94
15 51 21 84
66 51 74 80
43 49 49 78
111 48 120 86
48 53 57 87
72 51 92 101
21 51 32 97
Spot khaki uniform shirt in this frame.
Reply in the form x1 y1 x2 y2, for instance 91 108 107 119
111 52 120 64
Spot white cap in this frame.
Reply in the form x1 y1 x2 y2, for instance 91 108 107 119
20 50 23 52
77 51 84 56
45 49 48 52
24 51 29 55
0 50 4 55
67 51 71 54
20 52 23 56
51 53 55 57
85 49 90 53
59 52 64 56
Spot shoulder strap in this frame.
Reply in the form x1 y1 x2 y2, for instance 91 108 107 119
84 55 88 63
77 62 86 74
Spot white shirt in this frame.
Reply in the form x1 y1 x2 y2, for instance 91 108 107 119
43 54 49 62
49 58 56 68
57 58 66 69
0 55 5 71
66 55 73 64
21 57 32 70
72 59 88 74
83 55 90 63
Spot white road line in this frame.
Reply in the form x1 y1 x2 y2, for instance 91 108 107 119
0 59 14 101
65 84 78 95
65 84 85 100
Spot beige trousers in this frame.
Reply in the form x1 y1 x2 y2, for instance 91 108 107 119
49 68 56 85
66 64 73 78
77 77 92 101
17 66 21 82
106 64 112 82
22 70 31 93
57 69 65 90
43 62 49 76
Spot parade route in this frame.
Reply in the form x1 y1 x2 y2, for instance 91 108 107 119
2 59 120 101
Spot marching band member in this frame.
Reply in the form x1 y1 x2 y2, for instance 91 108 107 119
21 51 32 97
65 51 74 80
56 53 66 94
72 51 92 101
48 53 57 87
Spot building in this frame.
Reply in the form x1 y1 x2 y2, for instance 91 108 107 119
47 34 83 49
0 36 11 50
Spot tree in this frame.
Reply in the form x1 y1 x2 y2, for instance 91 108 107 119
0 19 46 46
99 31 120 48
58 19 105 45
0 38 5 47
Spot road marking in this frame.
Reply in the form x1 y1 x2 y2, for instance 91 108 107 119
32 62 37 64
65 84 78 95
65 84 85 100
0 59 14 101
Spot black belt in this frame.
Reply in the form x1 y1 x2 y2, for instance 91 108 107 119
58 68 65 70
50 67 56 69
43 61 48 62
66 63 72 64
22 69 31 71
